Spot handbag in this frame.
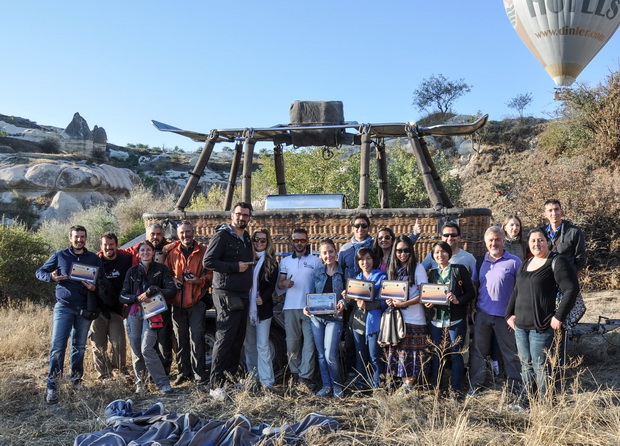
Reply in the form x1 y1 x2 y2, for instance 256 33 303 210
378 306 406 347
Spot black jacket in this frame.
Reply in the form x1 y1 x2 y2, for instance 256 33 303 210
120 262 176 305
543 220 586 272
256 262 279 321
427 264 475 322
203 224 253 295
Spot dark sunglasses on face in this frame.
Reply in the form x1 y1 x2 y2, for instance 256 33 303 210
378 235 392 241
395 248 411 254
292 238 308 244
442 233 458 238
353 223 368 229
253 237 267 243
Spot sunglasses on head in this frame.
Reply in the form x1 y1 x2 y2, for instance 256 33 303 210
253 237 267 243
353 223 368 229
395 248 411 254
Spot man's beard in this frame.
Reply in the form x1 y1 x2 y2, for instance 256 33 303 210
151 239 164 249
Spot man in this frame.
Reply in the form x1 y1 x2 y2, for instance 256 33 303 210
542 199 586 366
165 221 212 386
422 222 478 281
542 199 586 280
468 226 522 394
338 214 374 281
203 202 254 399
36 225 104 405
277 228 322 389
91 232 132 380
122 222 174 374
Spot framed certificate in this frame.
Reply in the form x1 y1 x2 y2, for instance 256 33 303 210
69 263 99 283
379 280 408 301
346 278 374 301
420 283 450 305
142 293 168 319
306 293 337 315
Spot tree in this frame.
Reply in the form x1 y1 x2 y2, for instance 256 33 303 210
506 92 533 117
412 74 472 114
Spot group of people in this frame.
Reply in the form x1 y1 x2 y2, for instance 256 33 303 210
36 199 584 408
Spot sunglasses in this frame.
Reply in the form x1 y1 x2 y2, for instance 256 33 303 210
395 248 411 254
378 235 392 241
292 238 308 244
442 233 459 238
353 223 369 229
253 237 267 243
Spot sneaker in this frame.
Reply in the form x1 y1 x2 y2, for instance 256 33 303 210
45 388 58 405
448 390 461 401
316 386 332 397
299 377 317 391
209 387 227 401
333 385 344 399
161 385 174 395
467 387 479 397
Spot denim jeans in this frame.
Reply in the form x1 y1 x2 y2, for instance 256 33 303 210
310 315 343 389
47 302 92 390
284 309 316 380
244 316 275 387
125 311 170 389
430 319 467 391
352 330 383 388
514 326 554 397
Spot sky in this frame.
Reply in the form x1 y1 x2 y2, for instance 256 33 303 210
2 1 620 152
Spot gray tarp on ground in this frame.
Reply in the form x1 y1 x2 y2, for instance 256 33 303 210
74 399 338 446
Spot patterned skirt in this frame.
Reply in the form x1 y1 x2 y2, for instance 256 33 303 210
386 323 428 380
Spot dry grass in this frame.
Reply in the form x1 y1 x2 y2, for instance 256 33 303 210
0 293 619 445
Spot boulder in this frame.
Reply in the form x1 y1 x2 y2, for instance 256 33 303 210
38 191 83 222
62 112 93 140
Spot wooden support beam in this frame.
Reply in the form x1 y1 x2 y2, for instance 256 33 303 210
241 132 256 204
224 140 243 211
274 144 287 195
375 139 389 208
174 136 218 212
406 130 445 209
358 128 371 209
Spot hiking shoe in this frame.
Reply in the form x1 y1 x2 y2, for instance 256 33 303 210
46 388 58 405
316 386 332 397
209 387 227 401
161 385 174 395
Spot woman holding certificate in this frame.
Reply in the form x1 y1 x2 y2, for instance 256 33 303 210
304 239 346 398
120 241 177 394
243 229 279 391
345 247 387 389
425 241 475 399
385 236 429 392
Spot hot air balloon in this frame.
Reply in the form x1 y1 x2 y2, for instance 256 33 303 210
504 0 620 86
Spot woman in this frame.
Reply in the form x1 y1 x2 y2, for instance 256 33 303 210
304 239 346 398
502 215 528 260
425 241 475 398
505 228 579 401
120 241 176 394
243 229 279 390
373 227 395 272
385 236 429 391
344 247 387 389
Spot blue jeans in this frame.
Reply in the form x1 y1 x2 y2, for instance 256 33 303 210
430 319 467 391
514 326 554 397
47 302 92 390
244 316 275 387
352 330 383 388
126 311 170 389
310 315 343 389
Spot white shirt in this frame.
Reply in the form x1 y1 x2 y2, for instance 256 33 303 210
400 263 429 325
278 253 322 310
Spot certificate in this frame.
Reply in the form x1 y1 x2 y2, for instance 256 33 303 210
420 283 450 305
141 293 168 319
306 293 337 315
69 263 99 283
346 278 374 301
379 280 408 301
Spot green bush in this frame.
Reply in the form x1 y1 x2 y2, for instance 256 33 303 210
0 223 53 303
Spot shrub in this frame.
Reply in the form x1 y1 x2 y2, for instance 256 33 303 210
39 138 61 154
112 185 174 236
0 223 53 303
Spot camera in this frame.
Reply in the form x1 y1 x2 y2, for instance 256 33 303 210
145 286 160 298
182 272 195 281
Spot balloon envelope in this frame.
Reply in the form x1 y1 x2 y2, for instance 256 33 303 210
504 0 620 86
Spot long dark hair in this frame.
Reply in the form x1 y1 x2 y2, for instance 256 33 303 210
387 236 418 287
373 227 395 268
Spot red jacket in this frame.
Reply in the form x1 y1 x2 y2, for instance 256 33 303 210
165 241 212 308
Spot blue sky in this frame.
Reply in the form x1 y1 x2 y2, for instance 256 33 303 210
2 1 619 151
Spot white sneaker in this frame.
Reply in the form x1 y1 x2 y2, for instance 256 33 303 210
45 388 58 405
209 387 227 401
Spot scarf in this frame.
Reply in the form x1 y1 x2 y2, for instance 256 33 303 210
249 250 266 326
351 236 373 257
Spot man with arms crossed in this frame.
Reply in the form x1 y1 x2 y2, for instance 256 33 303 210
468 226 522 395
278 228 322 390
203 202 254 400
36 225 104 404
